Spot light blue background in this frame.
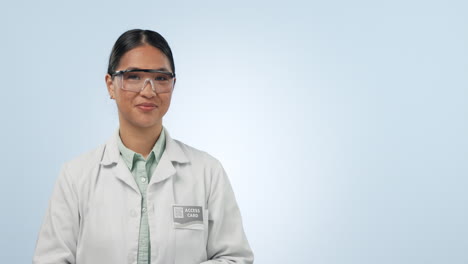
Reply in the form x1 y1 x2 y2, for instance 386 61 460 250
1 0 467 263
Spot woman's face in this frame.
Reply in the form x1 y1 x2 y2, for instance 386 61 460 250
106 45 175 130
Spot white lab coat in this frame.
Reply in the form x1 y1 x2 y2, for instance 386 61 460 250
33 127 254 264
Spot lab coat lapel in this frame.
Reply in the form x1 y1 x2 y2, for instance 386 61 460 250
150 152 176 185
149 127 190 186
100 128 140 194
112 157 140 194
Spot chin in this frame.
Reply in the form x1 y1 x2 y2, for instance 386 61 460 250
120 111 162 129
132 122 158 129
133 119 161 129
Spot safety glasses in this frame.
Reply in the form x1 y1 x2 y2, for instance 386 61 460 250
112 69 175 93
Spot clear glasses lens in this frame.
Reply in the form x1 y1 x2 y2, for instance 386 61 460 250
118 71 174 93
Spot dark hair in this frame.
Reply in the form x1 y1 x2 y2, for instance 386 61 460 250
107 29 175 76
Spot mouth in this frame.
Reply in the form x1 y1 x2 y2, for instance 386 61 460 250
136 103 157 112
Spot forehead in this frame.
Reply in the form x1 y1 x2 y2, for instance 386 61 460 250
118 45 171 71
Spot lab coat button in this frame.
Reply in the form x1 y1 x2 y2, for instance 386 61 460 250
142 207 147 213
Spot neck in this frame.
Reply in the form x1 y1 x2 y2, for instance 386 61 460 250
118 121 163 158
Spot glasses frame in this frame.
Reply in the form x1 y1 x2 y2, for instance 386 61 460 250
111 69 176 93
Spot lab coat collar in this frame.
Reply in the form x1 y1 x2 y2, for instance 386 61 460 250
100 126 189 166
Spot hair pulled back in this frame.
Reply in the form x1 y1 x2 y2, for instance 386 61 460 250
107 29 175 76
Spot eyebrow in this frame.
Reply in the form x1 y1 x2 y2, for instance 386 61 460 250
126 67 171 72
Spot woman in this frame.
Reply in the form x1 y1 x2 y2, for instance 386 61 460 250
33 29 254 264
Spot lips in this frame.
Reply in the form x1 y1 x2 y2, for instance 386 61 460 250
136 103 157 107
136 102 157 112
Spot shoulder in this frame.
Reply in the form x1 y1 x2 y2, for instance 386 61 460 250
171 139 224 170
61 143 106 178
170 138 232 196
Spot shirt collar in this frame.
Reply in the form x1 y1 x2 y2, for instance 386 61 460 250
116 127 166 170
101 126 189 166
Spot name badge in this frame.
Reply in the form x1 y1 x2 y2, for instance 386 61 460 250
173 205 204 227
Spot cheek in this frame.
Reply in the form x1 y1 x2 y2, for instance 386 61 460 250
160 93 172 105
116 92 136 111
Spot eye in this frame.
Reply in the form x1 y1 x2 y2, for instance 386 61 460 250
155 74 170 81
126 74 141 80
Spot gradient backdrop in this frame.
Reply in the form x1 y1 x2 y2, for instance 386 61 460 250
1 0 467 263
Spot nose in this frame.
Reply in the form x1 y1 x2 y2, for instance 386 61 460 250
140 79 156 97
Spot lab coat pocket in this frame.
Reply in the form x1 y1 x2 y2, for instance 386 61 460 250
174 209 209 264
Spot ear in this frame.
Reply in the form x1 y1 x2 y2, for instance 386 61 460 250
172 77 177 91
105 74 116 99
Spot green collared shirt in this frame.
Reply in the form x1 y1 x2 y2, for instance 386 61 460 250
117 127 166 264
